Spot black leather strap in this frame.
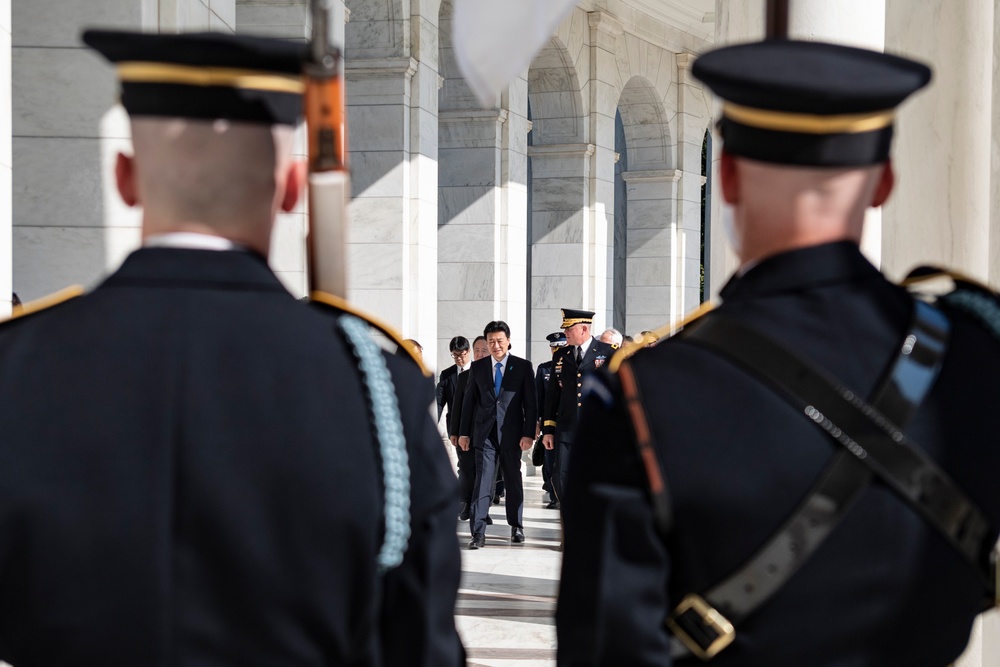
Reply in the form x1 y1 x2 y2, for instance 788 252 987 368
686 313 992 582
667 301 996 659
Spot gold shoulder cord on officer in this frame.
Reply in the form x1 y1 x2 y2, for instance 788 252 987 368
609 301 716 373
0 286 85 325
310 291 431 378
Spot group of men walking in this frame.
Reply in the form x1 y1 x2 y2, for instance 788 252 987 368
0 19 997 667
436 310 616 550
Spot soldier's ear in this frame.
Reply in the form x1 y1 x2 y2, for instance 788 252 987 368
280 159 306 213
720 151 739 204
115 152 139 207
871 159 894 208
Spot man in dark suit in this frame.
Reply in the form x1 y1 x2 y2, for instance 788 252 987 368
541 309 615 505
0 30 464 666
438 335 474 519
557 40 1000 665
459 321 536 548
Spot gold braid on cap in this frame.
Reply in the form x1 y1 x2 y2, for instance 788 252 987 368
723 102 895 135
117 62 305 94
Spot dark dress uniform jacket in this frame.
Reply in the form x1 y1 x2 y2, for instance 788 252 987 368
557 242 1000 666
436 364 459 422
543 338 614 442
0 248 465 667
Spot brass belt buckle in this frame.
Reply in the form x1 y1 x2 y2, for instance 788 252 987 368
667 593 736 661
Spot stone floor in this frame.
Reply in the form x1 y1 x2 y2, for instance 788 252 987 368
455 471 561 667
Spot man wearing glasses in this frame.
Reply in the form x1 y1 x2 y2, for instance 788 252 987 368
438 336 474 519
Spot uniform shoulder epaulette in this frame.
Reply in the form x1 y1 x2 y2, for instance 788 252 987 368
309 290 432 378
608 301 717 373
902 266 1000 344
0 286 85 326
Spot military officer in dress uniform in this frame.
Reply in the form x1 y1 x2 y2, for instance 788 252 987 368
0 30 464 666
535 331 567 509
557 40 1000 665
542 309 615 505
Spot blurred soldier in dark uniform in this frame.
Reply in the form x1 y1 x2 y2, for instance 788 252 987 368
557 40 1000 666
450 335 490 520
535 331 567 509
0 30 464 666
541 309 614 505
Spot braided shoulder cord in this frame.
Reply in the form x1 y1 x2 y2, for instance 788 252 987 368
338 314 412 573
942 289 1000 343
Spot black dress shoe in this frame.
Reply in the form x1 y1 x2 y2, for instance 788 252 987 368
484 514 493 525
492 496 501 505
511 527 525 543
468 533 486 549
545 500 560 510
458 504 470 521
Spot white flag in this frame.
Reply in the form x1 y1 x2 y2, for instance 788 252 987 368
453 0 579 107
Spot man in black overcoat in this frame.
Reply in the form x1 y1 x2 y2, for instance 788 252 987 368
459 321 536 548
0 30 464 667
558 40 1000 665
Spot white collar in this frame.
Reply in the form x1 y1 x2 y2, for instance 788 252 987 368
578 336 593 357
144 232 239 252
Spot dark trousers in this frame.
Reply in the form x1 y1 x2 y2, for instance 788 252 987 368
470 430 523 536
456 446 476 507
551 438 572 504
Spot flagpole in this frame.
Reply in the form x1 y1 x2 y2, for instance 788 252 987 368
766 0 790 40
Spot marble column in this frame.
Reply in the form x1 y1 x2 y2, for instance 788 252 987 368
528 142 593 361
345 0 439 368
673 52 710 316
787 0 886 266
883 0 993 283
586 11 622 343
1 0 10 317
707 0 764 297
621 169 679 334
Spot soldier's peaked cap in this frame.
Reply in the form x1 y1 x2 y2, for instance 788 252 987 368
546 332 567 347
692 40 931 166
560 309 594 329
83 30 309 125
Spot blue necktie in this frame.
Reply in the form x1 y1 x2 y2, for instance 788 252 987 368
494 362 503 395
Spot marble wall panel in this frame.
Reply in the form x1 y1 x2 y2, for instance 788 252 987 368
532 242 583 277
346 19 407 59
531 275 583 310
235 2 309 38
628 314 671 335
209 0 236 30
13 47 116 138
348 241 404 289
438 223 495 263
438 262 495 301
625 286 672 317
348 104 408 151
351 153 407 198
438 185 497 225
626 178 675 202
438 299 495 341
13 226 124 299
210 11 235 31
14 136 139 229
346 286 403 327
439 147 499 188
0 165 10 315
13 0 143 48
531 177 586 212
627 227 672 258
0 22 9 170
678 197 702 232
625 199 670 230
627 256 670 286
346 69 412 105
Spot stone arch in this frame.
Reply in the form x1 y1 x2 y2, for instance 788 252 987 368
617 75 672 171
527 36 586 145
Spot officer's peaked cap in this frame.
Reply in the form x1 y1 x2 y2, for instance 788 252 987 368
83 30 308 125
560 309 595 329
546 332 567 347
692 40 931 166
